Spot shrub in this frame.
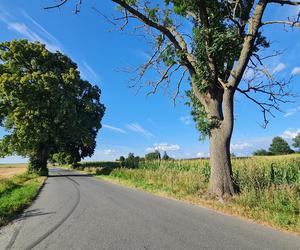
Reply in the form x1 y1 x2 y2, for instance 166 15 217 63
145 150 161 160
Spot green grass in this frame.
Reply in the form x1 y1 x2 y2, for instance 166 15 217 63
83 154 300 234
0 172 46 226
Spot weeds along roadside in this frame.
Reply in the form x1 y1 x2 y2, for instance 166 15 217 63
73 154 300 234
0 172 46 226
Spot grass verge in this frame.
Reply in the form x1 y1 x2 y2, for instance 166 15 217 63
0 172 46 227
88 155 300 235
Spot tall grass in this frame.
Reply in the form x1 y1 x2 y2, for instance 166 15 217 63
89 154 300 232
0 172 45 226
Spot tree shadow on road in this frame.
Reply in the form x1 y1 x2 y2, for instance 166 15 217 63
16 209 56 222
49 174 93 178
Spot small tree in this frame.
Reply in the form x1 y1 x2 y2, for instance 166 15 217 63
145 150 161 161
119 156 126 167
162 151 170 160
292 133 300 152
123 153 140 168
0 40 105 175
269 137 293 155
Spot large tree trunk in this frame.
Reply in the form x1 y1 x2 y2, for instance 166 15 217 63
209 127 236 198
28 145 49 176
207 89 238 198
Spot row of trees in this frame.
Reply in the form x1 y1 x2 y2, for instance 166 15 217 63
253 135 300 156
145 150 172 161
0 40 105 175
118 151 172 168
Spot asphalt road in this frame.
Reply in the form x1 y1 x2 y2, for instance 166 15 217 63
0 168 299 250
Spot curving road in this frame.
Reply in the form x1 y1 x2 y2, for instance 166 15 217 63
0 168 299 250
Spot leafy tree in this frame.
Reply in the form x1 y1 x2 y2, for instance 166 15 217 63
121 153 140 168
51 152 73 166
292 133 300 152
45 0 300 197
253 149 271 156
118 155 126 167
0 40 105 175
162 151 170 160
269 137 293 155
145 150 161 161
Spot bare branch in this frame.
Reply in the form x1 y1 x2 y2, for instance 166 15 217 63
173 69 187 105
267 0 300 5
111 0 197 74
262 20 300 28
44 0 69 9
92 7 117 26
237 64 295 127
147 63 175 96
237 87 273 128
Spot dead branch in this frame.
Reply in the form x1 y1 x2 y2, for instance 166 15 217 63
262 20 300 28
267 0 300 5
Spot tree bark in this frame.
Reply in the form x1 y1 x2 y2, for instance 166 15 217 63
207 89 238 198
209 127 236 198
28 145 49 176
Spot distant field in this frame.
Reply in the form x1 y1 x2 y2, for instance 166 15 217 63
0 164 26 179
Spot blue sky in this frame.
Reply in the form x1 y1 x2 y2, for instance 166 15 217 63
0 1 300 163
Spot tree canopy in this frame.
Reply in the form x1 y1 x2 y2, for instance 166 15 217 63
292 133 300 152
145 150 161 160
0 39 105 175
269 137 293 155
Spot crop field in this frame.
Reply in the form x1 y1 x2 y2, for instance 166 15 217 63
0 164 26 180
80 154 300 234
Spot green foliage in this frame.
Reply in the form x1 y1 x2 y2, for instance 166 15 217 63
51 152 73 166
269 137 294 155
118 153 140 168
145 150 161 160
162 151 170 160
253 149 272 156
186 90 219 140
292 133 300 152
0 173 44 226
0 40 105 174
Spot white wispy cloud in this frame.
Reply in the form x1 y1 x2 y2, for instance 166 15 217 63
0 8 62 52
102 124 127 134
146 143 180 152
196 152 209 158
80 61 100 83
103 149 116 155
291 67 300 76
230 142 252 151
272 63 286 74
180 116 191 125
126 123 154 138
284 106 300 117
281 129 300 139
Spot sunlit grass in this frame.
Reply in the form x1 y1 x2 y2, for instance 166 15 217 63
89 154 300 233
0 172 46 226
